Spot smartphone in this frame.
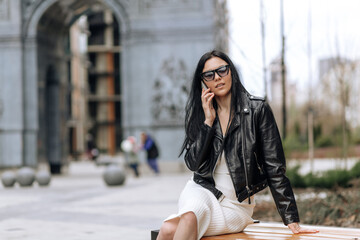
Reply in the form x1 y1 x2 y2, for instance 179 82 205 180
201 81 214 107
201 81 208 90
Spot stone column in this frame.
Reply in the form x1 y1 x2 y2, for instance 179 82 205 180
22 36 38 167
0 0 24 167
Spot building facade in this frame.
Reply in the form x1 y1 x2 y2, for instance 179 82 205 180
0 0 228 171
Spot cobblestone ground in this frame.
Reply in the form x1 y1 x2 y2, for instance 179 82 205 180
2 160 358 240
0 161 191 240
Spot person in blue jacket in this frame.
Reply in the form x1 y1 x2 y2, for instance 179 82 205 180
141 132 160 174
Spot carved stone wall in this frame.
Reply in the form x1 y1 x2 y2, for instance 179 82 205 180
151 57 189 124
0 0 9 21
214 0 228 53
131 0 202 16
21 0 41 32
0 0 228 166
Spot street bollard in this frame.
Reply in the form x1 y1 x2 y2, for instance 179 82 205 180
1 171 16 187
103 164 126 186
17 167 36 187
36 170 51 186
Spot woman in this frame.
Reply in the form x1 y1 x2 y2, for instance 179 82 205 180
157 50 318 240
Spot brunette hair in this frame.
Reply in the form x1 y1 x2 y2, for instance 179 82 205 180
180 50 246 155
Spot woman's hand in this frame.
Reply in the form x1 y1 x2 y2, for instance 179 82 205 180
201 88 216 127
287 222 319 234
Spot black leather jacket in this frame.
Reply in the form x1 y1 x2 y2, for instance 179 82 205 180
184 90 300 225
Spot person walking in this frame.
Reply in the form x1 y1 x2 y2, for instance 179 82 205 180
156 50 318 240
122 136 141 177
86 133 99 161
141 132 160 174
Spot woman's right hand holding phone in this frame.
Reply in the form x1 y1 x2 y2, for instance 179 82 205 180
201 88 216 127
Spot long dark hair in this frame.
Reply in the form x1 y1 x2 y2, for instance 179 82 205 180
179 50 247 156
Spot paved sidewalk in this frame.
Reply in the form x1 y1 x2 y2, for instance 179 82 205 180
0 161 192 240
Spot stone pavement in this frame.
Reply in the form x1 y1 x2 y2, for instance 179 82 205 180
0 160 192 240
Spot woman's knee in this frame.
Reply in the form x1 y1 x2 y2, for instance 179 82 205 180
181 211 197 227
157 221 177 240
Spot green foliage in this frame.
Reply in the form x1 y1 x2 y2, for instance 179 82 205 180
294 121 301 136
313 124 322 143
287 161 360 189
353 137 360 145
286 165 306 188
350 160 360 178
318 169 351 188
283 134 307 158
351 128 360 145
315 135 334 148
331 125 352 146
302 170 351 188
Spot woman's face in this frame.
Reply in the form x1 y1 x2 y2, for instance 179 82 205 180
201 57 232 98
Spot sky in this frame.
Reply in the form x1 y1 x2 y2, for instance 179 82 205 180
227 0 360 98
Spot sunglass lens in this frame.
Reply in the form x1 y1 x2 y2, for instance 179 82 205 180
217 66 229 77
203 72 214 81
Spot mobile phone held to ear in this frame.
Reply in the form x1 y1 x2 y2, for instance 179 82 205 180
201 81 208 90
201 81 214 107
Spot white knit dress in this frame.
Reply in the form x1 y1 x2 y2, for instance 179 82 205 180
164 153 255 239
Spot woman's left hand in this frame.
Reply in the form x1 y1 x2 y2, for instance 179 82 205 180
287 222 319 234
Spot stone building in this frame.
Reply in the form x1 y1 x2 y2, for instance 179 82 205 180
318 57 360 130
0 0 228 172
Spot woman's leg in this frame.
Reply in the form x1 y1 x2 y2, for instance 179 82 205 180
173 212 198 240
147 158 160 173
157 212 198 240
157 218 180 240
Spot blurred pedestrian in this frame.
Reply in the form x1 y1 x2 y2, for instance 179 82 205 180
122 136 140 177
140 132 160 174
86 133 99 161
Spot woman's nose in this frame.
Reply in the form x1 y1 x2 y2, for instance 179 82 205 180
214 72 221 81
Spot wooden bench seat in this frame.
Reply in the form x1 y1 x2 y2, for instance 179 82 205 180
151 222 360 240
201 222 360 240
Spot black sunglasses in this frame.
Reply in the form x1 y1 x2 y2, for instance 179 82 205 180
201 65 230 82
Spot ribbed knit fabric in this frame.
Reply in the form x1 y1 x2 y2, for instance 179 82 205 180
164 153 255 239
214 152 238 201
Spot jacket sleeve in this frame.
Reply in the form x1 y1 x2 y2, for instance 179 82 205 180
256 101 300 225
184 123 215 171
143 138 153 151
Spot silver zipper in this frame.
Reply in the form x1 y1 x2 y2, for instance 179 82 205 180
241 112 251 204
254 151 264 175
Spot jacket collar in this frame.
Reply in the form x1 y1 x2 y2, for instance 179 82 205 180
236 88 250 114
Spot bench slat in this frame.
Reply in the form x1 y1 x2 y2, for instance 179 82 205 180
201 222 360 240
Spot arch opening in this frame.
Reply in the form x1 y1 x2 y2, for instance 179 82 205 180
36 1 123 173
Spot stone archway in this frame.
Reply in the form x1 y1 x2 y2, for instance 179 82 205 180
21 0 130 170
1 0 223 168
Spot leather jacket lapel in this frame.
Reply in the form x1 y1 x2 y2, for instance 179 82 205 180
213 117 223 140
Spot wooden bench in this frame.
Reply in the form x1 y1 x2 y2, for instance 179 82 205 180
201 222 360 240
151 222 360 240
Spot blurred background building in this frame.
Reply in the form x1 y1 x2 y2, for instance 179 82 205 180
0 0 228 172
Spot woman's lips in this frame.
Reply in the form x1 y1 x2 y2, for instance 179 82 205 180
216 83 225 88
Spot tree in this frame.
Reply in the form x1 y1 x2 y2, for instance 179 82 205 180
319 57 358 168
